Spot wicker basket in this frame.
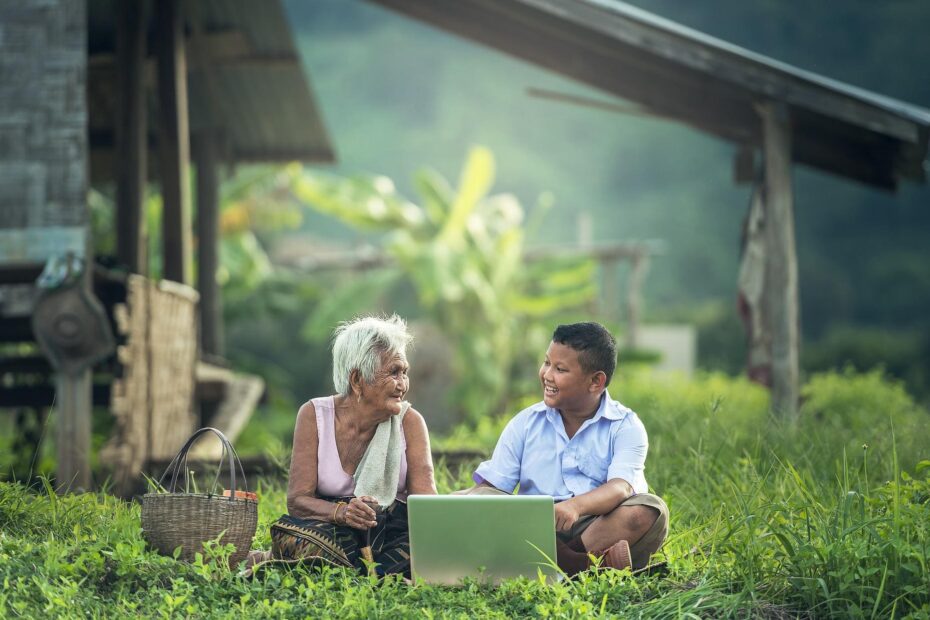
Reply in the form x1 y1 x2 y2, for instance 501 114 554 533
141 427 258 567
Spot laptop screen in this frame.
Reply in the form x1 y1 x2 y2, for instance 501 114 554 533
408 495 558 585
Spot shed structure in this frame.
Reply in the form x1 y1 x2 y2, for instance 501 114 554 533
368 0 930 415
0 0 333 490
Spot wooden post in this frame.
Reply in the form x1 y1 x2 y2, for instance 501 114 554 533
600 258 619 325
760 102 800 417
56 368 92 491
625 252 649 350
194 132 223 357
115 0 147 274
56 235 95 492
156 0 192 284
576 211 593 248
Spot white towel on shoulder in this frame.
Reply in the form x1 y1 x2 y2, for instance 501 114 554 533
353 401 409 508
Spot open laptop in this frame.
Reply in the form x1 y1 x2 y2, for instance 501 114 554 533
407 495 559 585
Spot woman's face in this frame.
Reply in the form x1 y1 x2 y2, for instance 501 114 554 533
362 350 410 416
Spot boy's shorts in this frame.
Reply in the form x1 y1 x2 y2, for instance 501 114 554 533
558 493 668 569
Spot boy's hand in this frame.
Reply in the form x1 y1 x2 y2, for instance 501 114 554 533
555 500 581 532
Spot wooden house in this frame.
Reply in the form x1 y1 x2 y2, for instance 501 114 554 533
0 0 333 491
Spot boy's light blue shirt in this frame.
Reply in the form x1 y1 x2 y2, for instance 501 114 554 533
473 390 649 500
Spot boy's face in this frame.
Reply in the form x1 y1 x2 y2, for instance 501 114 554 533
538 341 601 413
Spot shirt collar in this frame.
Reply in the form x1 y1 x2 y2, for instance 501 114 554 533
599 390 629 421
534 390 628 422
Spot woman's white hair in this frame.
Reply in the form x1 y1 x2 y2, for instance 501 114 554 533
332 314 413 396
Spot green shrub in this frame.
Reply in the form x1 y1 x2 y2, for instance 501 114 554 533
803 325 930 404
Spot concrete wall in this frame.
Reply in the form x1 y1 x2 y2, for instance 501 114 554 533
637 324 697 376
0 0 86 256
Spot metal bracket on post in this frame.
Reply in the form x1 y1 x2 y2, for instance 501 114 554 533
31 253 116 491
32 253 115 374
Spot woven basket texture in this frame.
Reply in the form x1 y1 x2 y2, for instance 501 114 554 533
142 493 258 566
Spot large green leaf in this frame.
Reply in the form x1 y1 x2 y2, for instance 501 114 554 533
413 169 454 231
440 146 494 247
291 171 425 232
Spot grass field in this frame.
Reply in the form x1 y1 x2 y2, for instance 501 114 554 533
2 368 928 618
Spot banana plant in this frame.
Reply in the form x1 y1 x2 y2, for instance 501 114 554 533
289 147 597 421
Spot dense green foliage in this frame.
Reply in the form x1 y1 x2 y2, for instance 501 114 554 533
3 370 928 618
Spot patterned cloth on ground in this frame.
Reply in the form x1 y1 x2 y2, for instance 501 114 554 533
270 497 411 576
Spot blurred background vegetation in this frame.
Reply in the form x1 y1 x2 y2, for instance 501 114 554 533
180 0 930 451
214 0 930 451
9 0 927 473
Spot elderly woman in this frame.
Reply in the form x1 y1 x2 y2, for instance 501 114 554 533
268 315 436 577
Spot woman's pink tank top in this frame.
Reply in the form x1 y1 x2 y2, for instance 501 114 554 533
313 396 408 501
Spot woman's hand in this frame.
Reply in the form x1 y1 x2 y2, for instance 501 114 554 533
555 499 581 532
343 495 379 530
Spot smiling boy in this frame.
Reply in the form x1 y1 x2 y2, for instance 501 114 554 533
466 322 668 573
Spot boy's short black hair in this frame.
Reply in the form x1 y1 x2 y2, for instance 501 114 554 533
552 322 617 386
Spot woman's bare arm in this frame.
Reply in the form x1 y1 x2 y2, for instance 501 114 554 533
403 406 437 495
286 401 344 521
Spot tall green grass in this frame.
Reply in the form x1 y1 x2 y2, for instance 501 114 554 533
1 368 928 618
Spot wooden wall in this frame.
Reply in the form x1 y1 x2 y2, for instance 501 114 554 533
101 275 199 494
0 0 86 237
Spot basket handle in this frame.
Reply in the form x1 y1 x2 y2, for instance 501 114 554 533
157 427 247 501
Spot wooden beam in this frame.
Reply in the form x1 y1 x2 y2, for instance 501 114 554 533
156 0 192 284
55 370 92 491
0 356 52 374
277 241 661 272
115 0 148 274
229 147 337 163
760 102 799 417
193 132 223 357
0 384 111 408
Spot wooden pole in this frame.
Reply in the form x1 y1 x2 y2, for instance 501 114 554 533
54 0 92 492
156 0 192 284
194 132 223 357
56 368 92 491
625 253 649 350
760 102 800 417
600 258 619 325
115 0 147 274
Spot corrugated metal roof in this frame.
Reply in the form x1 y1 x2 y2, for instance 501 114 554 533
185 0 334 162
87 0 334 165
369 0 929 190
577 0 930 126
